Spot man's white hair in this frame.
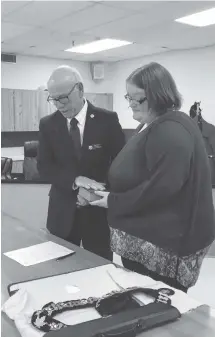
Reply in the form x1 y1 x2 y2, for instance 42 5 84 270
47 65 84 94
54 65 83 83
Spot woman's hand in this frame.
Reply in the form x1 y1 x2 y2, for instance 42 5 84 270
90 191 110 208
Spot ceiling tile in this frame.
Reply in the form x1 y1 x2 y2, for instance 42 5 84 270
49 32 98 49
2 1 95 27
168 25 215 49
1 22 34 41
102 1 157 12
48 3 131 35
85 1 214 39
1 1 214 62
85 3 179 38
1 42 26 54
20 33 97 56
1 1 32 17
3 27 56 47
3 27 96 52
123 21 196 45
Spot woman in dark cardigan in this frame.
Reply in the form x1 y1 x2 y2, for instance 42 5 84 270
91 62 215 293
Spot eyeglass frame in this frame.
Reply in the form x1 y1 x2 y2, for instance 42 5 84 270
47 82 79 104
124 94 147 105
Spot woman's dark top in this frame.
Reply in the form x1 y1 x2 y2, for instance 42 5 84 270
107 110 215 288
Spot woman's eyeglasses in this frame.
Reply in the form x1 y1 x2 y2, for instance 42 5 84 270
47 83 79 105
124 94 147 105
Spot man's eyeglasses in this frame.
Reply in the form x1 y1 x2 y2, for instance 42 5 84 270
124 94 147 105
47 83 79 105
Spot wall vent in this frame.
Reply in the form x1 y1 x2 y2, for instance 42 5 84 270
1 53 16 63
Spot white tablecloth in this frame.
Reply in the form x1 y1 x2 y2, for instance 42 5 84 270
2 264 203 337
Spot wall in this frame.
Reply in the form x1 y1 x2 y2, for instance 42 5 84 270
111 46 215 128
1 55 115 93
2 46 215 129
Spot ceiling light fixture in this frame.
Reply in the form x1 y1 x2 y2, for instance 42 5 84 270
65 38 132 54
175 7 215 27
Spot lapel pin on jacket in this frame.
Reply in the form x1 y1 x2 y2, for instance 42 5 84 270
88 144 102 150
90 114 95 118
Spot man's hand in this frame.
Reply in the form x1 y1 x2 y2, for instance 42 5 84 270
75 176 106 191
76 194 89 208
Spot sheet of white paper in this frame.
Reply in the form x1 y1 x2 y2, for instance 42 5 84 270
4 241 74 266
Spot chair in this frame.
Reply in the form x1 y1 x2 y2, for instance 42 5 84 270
23 141 40 181
1 157 13 180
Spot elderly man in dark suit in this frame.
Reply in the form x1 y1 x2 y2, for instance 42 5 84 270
37 65 125 260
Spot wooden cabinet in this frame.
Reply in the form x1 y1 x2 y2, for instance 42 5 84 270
14 90 39 131
1 88 54 131
1 89 113 131
1 89 15 131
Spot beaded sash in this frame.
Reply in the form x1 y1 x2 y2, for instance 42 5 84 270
31 286 174 332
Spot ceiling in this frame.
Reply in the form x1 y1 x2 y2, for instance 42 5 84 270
1 0 215 62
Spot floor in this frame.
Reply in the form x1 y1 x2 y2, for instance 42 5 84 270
113 254 215 309
188 258 215 308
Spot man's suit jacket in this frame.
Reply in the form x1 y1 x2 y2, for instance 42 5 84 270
37 101 125 239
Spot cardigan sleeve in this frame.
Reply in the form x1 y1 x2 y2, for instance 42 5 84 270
108 121 194 217
107 112 125 161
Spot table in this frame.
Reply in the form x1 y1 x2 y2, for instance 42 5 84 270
2 214 215 337
1 214 109 337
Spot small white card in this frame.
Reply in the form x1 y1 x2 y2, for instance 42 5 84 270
4 241 74 266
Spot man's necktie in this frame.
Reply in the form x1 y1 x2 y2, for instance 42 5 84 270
70 118 81 159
